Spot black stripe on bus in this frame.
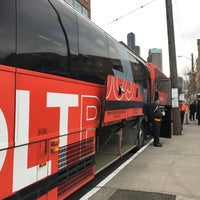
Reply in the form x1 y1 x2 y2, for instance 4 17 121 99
105 100 144 110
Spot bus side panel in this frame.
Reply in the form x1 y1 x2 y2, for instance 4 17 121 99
0 66 15 199
15 69 103 143
14 68 103 199
58 166 95 200
103 75 143 124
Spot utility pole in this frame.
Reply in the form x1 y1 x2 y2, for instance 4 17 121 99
165 0 182 135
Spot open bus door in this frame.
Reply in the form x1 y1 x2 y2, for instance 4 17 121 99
154 78 172 138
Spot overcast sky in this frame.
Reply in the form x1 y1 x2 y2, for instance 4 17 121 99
90 0 200 77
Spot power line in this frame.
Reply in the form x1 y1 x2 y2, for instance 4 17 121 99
105 0 156 26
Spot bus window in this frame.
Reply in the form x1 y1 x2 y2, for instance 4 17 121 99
128 52 149 102
52 0 79 78
128 52 148 88
107 35 123 73
112 42 133 82
16 0 72 77
0 0 16 66
53 0 78 64
77 13 110 84
156 70 169 93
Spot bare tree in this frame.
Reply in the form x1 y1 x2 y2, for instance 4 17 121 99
196 57 200 93
181 64 197 99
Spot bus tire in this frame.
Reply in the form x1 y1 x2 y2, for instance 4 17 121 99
137 123 145 149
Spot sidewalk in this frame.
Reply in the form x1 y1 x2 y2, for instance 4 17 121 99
87 121 200 200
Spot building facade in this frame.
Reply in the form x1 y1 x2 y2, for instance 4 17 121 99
196 39 200 92
147 48 163 71
66 0 91 19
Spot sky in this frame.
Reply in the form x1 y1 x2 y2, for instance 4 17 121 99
90 0 200 77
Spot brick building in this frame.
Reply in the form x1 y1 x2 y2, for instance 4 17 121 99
66 0 91 19
196 39 200 92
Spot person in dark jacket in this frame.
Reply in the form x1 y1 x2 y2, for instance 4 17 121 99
189 101 196 121
196 97 200 125
149 96 165 147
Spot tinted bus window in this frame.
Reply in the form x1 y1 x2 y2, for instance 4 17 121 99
128 52 149 102
77 13 110 84
52 0 79 76
128 52 148 87
0 0 16 66
107 35 123 73
156 70 169 92
78 14 107 58
53 0 78 56
17 0 73 77
110 42 133 82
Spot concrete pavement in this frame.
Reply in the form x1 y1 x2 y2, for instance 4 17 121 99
86 120 200 200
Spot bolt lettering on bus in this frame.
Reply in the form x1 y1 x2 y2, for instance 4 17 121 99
0 109 8 171
47 92 79 147
13 90 37 191
0 89 101 196
80 95 101 129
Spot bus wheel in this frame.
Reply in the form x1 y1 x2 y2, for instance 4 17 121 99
137 124 145 149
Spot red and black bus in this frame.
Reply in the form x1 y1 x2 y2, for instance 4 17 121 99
0 1 171 199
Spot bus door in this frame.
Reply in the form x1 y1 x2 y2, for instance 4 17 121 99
154 78 172 138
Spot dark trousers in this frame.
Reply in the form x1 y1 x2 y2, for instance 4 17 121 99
180 111 185 127
196 113 200 125
190 112 195 120
153 121 161 144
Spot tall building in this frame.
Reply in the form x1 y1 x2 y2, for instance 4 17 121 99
127 32 140 55
66 0 91 19
147 48 163 71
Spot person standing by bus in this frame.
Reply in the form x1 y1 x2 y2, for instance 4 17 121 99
179 100 188 130
150 96 165 147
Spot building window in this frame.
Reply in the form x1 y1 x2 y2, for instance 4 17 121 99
74 0 82 13
82 7 88 17
66 0 89 18
66 0 73 5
